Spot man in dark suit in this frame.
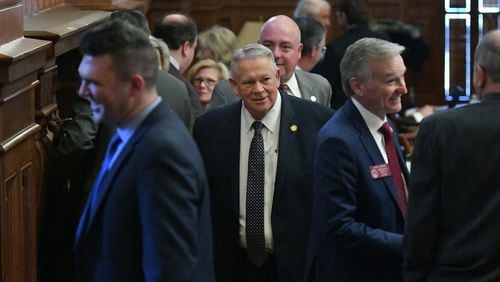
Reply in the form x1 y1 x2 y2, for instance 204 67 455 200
403 29 500 282
156 70 191 127
315 0 389 109
74 20 214 281
209 15 332 109
193 44 333 282
153 13 203 120
305 37 409 282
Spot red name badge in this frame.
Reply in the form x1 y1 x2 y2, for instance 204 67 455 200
369 164 392 179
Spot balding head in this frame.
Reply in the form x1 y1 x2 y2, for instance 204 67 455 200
294 0 332 28
473 29 500 96
259 15 303 82
153 13 197 73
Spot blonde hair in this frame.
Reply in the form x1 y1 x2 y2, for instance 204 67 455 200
186 59 230 83
197 26 237 66
148 36 170 70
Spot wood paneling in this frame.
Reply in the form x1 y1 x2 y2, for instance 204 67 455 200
23 0 64 15
0 4 23 45
147 0 445 106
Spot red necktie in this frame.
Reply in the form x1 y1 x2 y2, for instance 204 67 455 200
379 122 408 217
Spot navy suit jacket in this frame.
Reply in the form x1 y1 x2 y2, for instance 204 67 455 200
193 93 333 282
305 98 408 282
75 102 214 282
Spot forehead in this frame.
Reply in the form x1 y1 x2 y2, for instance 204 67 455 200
369 55 406 77
260 23 300 44
79 54 114 75
235 57 274 78
195 67 219 77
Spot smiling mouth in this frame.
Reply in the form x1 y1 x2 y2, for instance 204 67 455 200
253 96 268 102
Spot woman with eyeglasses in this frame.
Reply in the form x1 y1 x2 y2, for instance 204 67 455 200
186 59 230 112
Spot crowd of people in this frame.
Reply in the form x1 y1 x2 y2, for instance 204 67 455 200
40 0 500 281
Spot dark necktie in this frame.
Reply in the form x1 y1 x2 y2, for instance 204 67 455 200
90 134 122 215
246 120 267 266
379 122 408 217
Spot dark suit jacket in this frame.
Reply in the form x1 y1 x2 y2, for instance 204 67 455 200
193 93 333 282
74 102 214 282
209 70 332 110
168 62 204 120
156 70 192 128
316 24 389 110
403 93 500 282
305 98 408 282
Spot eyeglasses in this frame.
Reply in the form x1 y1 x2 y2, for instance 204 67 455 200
193 78 217 87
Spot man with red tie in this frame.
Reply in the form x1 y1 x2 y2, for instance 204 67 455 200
304 37 409 282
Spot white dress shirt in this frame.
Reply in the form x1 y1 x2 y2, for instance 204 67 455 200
352 97 408 197
239 93 281 252
282 72 302 99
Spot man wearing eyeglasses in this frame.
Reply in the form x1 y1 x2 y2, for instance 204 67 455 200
294 16 327 72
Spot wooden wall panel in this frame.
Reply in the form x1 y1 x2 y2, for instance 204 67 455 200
0 4 23 44
147 0 445 106
23 0 64 15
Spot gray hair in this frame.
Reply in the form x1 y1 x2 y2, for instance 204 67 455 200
340 37 405 96
229 43 277 77
474 29 500 83
294 0 330 18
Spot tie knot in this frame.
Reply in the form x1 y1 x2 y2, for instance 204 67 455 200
279 84 289 91
379 122 393 137
252 121 264 133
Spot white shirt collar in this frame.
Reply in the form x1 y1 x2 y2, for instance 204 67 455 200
242 91 282 134
169 56 180 71
351 97 387 135
282 72 301 98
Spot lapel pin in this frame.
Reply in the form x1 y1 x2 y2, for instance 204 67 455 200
310 95 317 102
290 124 298 132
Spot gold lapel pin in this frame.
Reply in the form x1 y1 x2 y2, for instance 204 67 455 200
290 124 298 132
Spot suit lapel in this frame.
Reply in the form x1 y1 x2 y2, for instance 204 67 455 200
274 94 299 200
226 103 243 216
76 104 162 245
295 69 313 101
344 100 402 210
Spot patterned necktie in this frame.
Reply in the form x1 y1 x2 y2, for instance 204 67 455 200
89 134 122 215
379 122 408 217
279 83 292 96
246 120 267 266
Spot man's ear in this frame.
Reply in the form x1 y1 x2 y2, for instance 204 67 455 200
229 77 240 96
129 74 145 97
297 43 303 60
475 65 487 89
181 41 191 58
349 77 364 97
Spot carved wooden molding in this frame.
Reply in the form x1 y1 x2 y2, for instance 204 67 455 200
24 5 110 58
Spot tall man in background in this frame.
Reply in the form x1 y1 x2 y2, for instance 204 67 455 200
153 13 203 119
316 0 389 109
